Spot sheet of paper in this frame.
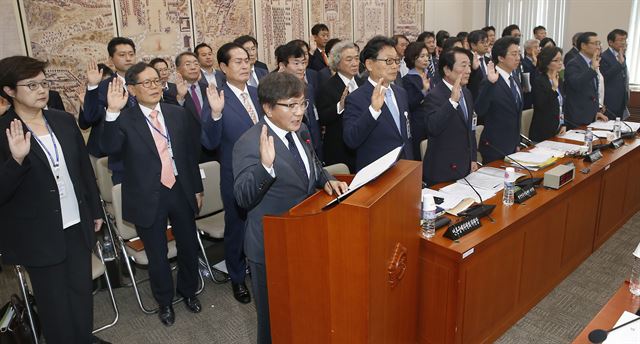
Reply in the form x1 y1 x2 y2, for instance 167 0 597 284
348 146 402 191
559 130 615 143
457 172 504 192
588 120 640 132
529 146 566 158
439 182 497 203
422 188 466 210
508 151 555 164
536 140 584 154
603 311 640 343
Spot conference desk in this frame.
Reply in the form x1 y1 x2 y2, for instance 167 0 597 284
419 135 640 343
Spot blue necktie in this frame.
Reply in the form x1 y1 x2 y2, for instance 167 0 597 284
285 132 308 184
459 90 469 121
127 94 137 108
509 76 522 109
590 62 600 102
479 58 486 76
384 88 401 132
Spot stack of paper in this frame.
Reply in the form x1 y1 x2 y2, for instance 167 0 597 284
506 151 558 170
535 140 584 155
558 130 614 143
588 120 640 132
456 167 525 192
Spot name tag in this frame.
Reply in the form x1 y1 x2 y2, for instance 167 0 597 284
471 112 478 130
404 111 411 138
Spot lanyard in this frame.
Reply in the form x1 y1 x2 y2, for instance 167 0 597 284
25 118 59 168
144 115 173 149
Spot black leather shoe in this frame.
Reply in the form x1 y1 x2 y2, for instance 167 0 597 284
158 305 175 326
232 282 251 304
90 335 112 344
184 296 202 313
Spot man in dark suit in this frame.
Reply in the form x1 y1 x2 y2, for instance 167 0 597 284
343 36 414 172
601 29 630 120
475 36 523 163
521 39 540 110
422 47 478 186
234 35 269 87
101 63 204 326
564 32 609 127
316 41 362 171
233 72 347 344
201 43 258 304
78 60 112 163
417 31 441 86
467 30 490 100
174 51 216 163
564 32 582 65
150 57 178 105
195 43 225 88
308 23 330 71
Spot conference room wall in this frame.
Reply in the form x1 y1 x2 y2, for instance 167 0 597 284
563 0 633 52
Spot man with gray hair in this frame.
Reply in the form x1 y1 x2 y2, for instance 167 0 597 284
565 32 582 64
522 39 540 109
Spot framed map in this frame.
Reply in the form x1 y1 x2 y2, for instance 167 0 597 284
255 0 308 69
353 0 392 48
394 0 423 41
308 0 352 41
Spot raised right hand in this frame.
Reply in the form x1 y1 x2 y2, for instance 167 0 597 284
5 119 31 165
450 73 462 102
591 52 601 70
205 84 225 117
371 78 385 112
175 73 188 99
106 78 128 113
259 125 275 169
338 86 349 111
86 58 103 87
551 71 559 91
486 61 499 83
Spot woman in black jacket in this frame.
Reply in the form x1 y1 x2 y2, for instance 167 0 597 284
0 56 106 344
401 42 431 159
530 46 566 142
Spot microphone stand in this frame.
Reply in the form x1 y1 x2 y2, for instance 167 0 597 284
482 140 542 188
450 164 495 222
301 132 341 204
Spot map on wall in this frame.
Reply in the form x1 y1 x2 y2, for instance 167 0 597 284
394 0 423 40
255 0 308 70
353 0 392 48
22 0 115 115
309 0 352 42
116 0 192 66
193 0 255 67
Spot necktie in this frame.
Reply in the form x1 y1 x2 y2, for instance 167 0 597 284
284 132 309 184
509 76 522 109
384 88 401 132
321 50 329 66
149 110 176 189
591 62 600 102
248 71 258 87
240 92 258 124
348 79 357 93
127 94 137 108
479 57 486 76
459 90 469 121
190 84 202 116
428 57 435 79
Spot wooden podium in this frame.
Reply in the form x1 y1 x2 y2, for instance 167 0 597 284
263 160 422 343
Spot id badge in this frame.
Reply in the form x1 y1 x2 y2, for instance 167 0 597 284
471 113 478 130
57 177 67 198
404 111 412 138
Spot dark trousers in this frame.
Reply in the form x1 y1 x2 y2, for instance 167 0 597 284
135 180 199 306
25 223 93 344
221 177 247 284
248 259 271 344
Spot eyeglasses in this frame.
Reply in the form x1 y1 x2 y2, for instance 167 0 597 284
375 58 402 65
275 99 309 112
133 79 162 88
16 80 51 91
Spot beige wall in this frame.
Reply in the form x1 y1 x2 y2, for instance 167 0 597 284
563 0 633 52
425 0 486 34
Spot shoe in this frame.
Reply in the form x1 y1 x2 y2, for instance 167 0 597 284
184 296 202 313
90 335 112 344
158 305 175 326
232 282 251 304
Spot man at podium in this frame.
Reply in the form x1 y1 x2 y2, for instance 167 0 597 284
232 72 347 344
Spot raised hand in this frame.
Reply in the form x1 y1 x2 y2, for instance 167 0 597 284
486 61 499 83
175 73 188 100
259 125 275 169
472 54 480 70
550 71 559 91
617 49 625 64
86 58 103 87
450 73 462 102
205 84 224 117
338 86 349 112
5 119 31 165
591 51 601 70
106 77 128 113
76 85 86 107
371 78 385 112
421 72 431 92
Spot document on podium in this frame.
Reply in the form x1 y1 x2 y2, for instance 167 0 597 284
323 146 403 209
603 311 640 343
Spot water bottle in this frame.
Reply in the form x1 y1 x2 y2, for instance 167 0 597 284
585 128 594 154
102 230 115 261
420 194 436 239
502 167 515 206
613 117 622 139
630 242 640 296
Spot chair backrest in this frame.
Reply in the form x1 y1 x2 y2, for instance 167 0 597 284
475 125 484 164
420 139 428 160
324 163 350 175
96 157 114 203
198 161 224 217
111 184 138 240
521 109 534 137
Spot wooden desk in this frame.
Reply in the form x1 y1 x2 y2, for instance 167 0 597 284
573 281 640 343
419 136 640 343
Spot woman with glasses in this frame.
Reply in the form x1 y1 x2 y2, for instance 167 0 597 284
0 56 106 343
530 46 566 142
402 42 431 159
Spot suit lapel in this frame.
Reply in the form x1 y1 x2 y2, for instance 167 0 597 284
131 107 160 159
497 76 520 113
296 130 316 191
224 84 255 127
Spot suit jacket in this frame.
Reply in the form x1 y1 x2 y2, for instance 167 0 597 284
200 69 226 88
316 73 360 171
0 108 100 266
306 68 320 92
233 121 332 264
468 54 490 101
78 87 104 157
564 47 579 65
600 48 629 119
47 90 65 111
564 54 599 126
305 82 323 157
475 76 523 163
100 103 203 227
429 54 442 86
162 82 179 105
343 80 414 171
401 72 428 159
530 74 564 142
309 48 328 71
254 67 269 83
182 79 215 162
255 60 269 72
422 82 477 185
521 56 536 110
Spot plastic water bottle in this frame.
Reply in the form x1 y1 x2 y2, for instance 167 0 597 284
420 194 436 239
630 242 640 296
502 167 515 206
102 230 115 261
613 117 622 139
585 128 594 154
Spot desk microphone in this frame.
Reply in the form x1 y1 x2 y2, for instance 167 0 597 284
450 164 495 221
482 140 542 188
301 131 340 203
599 103 637 139
588 313 640 343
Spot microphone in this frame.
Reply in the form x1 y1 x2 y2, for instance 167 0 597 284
482 140 542 188
588 312 640 343
599 103 637 139
450 164 495 221
520 133 536 148
300 131 340 203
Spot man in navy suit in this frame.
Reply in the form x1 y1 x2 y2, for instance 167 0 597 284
201 42 258 304
233 35 269 86
343 36 414 172
417 31 441 86
476 36 523 163
195 43 225 88
101 63 203 326
422 48 478 186
150 58 178 105
601 29 630 120
467 30 490 101
521 39 540 110
564 32 582 65
564 32 609 127
308 23 330 71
